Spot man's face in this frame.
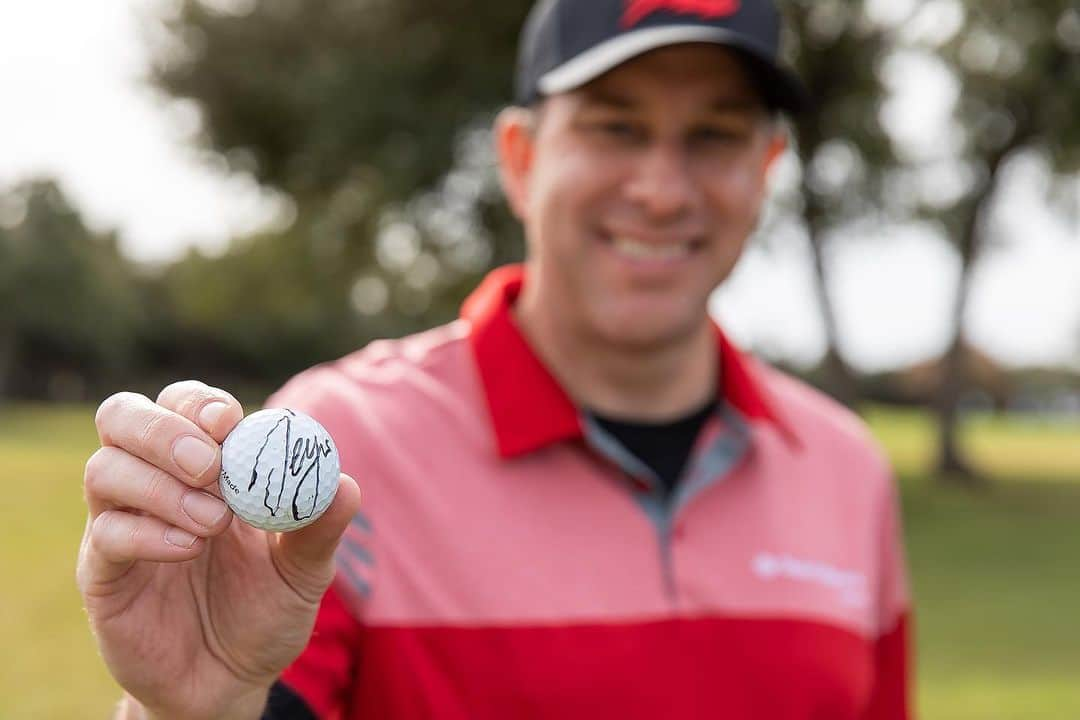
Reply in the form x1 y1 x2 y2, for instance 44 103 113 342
498 43 786 349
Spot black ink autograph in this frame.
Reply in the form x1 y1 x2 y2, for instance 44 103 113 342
247 410 334 521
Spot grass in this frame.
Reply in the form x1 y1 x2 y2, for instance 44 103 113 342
0 403 1078 718
866 407 1080 719
0 404 122 719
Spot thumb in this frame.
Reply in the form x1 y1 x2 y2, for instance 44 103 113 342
273 474 363 598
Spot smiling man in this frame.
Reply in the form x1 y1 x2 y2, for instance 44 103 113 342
79 1 911 718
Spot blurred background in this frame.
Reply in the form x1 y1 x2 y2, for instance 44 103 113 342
0 0 1077 717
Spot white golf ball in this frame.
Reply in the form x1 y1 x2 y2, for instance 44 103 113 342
219 408 340 532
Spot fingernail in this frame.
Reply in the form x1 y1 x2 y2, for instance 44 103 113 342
165 527 198 549
198 401 229 432
173 436 216 479
182 491 228 528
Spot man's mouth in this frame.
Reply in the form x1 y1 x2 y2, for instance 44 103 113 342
606 235 703 262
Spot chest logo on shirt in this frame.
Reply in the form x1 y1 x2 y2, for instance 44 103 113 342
752 552 869 609
622 0 741 28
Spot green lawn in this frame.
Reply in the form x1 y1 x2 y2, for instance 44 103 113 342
0 404 123 719
1 403 1077 718
866 408 1080 719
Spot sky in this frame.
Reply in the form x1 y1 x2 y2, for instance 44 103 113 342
1 0 1078 372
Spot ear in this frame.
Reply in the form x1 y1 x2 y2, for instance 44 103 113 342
494 106 538 222
762 125 788 175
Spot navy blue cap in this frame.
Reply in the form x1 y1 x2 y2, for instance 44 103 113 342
515 0 806 113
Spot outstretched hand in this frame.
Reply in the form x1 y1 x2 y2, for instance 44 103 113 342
78 381 362 720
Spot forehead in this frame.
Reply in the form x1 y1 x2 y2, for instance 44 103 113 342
570 44 764 109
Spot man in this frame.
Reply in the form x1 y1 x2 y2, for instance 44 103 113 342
79 0 912 718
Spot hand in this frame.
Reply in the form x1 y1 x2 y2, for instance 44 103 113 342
77 381 363 720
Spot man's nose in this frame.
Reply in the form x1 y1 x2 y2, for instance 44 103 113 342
624 143 699 221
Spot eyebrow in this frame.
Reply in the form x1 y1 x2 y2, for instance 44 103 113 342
579 89 637 110
579 88 762 115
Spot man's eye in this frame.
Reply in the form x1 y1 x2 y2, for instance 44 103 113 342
596 121 640 139
692 127 740 143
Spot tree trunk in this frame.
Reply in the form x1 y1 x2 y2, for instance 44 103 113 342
803 189 861 409
935 298 977 484
934 145 1013 486
0 325 13 405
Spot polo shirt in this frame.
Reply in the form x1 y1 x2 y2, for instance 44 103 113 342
269 264 912 719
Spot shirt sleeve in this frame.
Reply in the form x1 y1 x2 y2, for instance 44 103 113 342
861 477 913 720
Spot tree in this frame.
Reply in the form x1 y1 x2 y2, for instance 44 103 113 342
783 0 908 406
0 204 15 402
150 0 531 336
0 180 146 400
927 0 1080 482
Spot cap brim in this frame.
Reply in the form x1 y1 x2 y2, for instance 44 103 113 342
536 25 806 113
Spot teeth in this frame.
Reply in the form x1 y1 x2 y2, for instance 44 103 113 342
611 237 691 260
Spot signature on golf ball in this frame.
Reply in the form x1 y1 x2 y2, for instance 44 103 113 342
220 408 340 532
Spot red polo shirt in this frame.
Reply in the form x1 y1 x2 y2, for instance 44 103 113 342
271 264 912 719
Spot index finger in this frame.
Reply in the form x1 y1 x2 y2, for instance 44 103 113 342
156 380 245 443
94 393 222 489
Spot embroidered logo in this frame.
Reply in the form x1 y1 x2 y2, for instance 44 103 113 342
752 552 869 609
622 0 741 29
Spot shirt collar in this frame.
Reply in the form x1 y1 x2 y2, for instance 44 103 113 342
461 264 800 458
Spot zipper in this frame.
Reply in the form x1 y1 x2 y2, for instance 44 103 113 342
658 512 678 607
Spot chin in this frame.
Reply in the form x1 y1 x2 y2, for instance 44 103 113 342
591 305 705 351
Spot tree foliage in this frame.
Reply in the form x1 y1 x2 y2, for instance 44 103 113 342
946 1 1080 175
785 0 898 217
0 181 146 398
155 0 530 198
778 0 906 404
917 0 1080 480
151 0 532 334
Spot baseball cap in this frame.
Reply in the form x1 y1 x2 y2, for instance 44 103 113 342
515 0 806 113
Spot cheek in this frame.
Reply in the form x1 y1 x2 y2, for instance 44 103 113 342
529 148 621 244
709 158 764 204
703 161 768 231
698 162 767 283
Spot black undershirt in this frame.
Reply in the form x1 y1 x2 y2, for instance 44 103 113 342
263 400 717 718
593 399 718 500
263 681 317 719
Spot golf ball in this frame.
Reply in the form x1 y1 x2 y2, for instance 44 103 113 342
219 408 340 532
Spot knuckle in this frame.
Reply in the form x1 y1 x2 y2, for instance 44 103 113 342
135 409 174 457
91 511 124 553
127 517 143 551
94 392 142 435
140 467 173 509
83 448 112 496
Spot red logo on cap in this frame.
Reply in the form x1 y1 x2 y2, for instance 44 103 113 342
622 0 741 28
